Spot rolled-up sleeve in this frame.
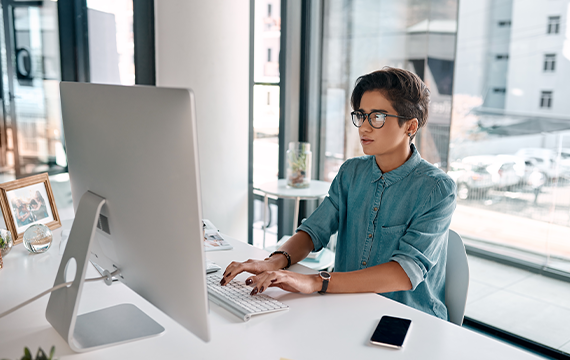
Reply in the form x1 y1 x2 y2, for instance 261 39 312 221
297 173 341 252
389 178 456 290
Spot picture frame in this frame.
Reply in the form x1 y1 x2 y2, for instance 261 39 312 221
0 173 61 244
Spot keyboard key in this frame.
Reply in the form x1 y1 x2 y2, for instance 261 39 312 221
206 270 289 321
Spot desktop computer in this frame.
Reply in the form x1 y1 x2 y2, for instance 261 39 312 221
46 83 210 352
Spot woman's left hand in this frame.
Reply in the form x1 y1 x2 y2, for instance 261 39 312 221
245 270 321 295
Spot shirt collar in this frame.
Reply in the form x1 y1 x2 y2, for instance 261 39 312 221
370 143 422 186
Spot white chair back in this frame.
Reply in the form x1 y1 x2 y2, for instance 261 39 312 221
445 229 470 326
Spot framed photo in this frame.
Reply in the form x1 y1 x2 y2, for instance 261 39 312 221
0 173 61 244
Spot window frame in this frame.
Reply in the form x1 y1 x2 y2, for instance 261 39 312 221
547 15 560 34
540 90 553 108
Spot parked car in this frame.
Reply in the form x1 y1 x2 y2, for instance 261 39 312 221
448 160 493 200
514 148 570 179
448 155 525 200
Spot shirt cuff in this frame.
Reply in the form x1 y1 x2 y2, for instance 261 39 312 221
296 224 323 252
390 255 425 291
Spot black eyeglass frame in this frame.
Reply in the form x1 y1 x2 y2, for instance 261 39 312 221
351 111 412 129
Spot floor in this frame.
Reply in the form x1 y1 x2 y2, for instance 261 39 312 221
13 175 570 357
466 255 570 355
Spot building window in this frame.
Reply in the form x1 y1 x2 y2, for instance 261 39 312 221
493 88 506 93
540 91 553 108
267 48 272 62
498 20 511 27
547 16 560 34
544 54 556 72
495 54 509 60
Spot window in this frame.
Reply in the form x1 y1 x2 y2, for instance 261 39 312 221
540 91 553 108
543 54 556 72
547 16 560 34
451 0 570 353
87 0 135 85
252 0 281 248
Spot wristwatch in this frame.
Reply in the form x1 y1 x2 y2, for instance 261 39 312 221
318 271 331 294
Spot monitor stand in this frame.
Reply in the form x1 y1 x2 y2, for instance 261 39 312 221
45 191 164 352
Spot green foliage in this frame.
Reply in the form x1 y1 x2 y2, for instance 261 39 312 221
288 151 307 172
1 347 56 360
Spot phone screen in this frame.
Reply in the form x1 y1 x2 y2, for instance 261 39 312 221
370 315 412 349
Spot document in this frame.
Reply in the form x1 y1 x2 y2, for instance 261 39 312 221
203 219 233 251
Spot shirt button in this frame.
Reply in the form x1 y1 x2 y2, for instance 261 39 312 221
374 207 378 211
368 234 372 238
362 261 367 266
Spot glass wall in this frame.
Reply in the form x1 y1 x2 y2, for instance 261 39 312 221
451 0 570 272
252 0 281 248
320 0 457 182
87 0 134 85
451 0 570 353
0 0 65 178
320 0 570 353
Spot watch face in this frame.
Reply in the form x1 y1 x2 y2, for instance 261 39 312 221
320 271 331 279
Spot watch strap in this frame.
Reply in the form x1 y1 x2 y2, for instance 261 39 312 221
318 271 330 294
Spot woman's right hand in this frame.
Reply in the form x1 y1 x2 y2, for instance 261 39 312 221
220 256 287 286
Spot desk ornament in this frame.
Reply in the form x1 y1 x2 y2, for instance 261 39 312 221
0 173 61 245
286 141 312 188
0 228 13 257
23 224 53 254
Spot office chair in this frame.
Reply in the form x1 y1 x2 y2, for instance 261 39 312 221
445 229 470 326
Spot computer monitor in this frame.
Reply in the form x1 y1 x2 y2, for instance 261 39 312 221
46 82 210 352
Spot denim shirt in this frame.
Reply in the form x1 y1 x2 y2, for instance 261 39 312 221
298 144 456 320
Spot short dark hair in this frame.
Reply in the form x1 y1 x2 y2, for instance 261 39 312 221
350 67 430 141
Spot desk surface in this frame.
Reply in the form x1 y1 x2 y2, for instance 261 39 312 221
0 219 541 360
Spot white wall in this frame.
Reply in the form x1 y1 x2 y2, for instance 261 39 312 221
155 0 250 241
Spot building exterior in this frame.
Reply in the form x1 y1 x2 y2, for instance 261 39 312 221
506 0 570 117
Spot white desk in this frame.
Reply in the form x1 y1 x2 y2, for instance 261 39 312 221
0 219 542 360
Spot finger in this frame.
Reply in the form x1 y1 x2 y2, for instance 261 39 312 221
256 271 279 294
221 262 247 285
246 271 275 295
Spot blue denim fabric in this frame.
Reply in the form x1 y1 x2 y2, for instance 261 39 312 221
297 144 456 320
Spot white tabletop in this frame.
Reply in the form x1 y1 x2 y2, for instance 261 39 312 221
0 219 542 360
254 179 331 199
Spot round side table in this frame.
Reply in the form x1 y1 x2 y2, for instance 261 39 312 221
254 179 331 249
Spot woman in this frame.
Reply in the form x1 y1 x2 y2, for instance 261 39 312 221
222 67 456 320
14 198 33 227
29 191 49 221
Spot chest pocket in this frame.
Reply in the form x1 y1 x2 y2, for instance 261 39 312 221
370 224 407 265
381 224 407 240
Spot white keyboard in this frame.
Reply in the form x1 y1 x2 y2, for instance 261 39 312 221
206 271 289 321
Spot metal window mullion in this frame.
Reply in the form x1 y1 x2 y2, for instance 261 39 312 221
299 0 323 220
278 0 302 240
58 0 89 82
133 0 155 86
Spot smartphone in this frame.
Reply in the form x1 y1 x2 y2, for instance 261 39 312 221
370 315 412 349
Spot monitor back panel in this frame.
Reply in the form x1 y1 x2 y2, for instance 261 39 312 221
60 82 210 342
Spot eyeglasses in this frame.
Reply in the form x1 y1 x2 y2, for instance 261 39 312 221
351 111 411 129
